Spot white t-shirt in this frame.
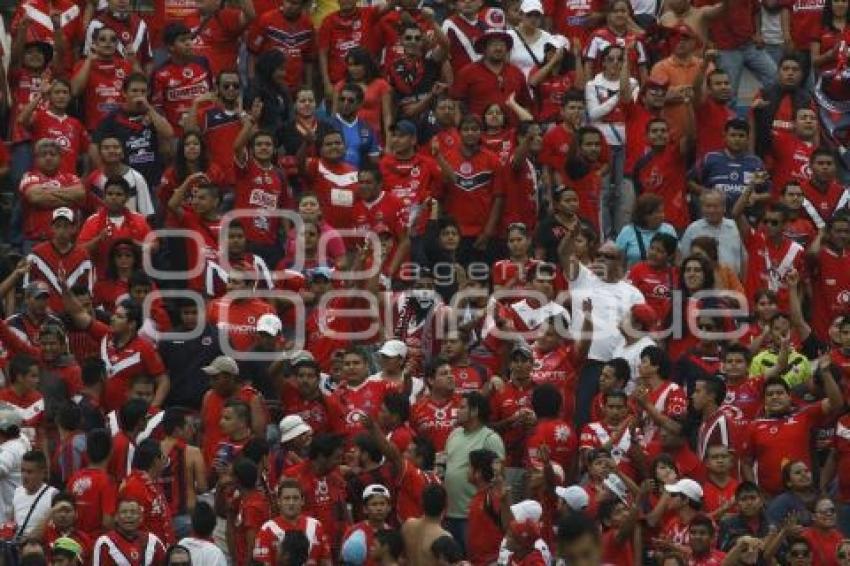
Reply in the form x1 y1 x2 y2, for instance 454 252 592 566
612 336 657 393
508 28 569 79
570 264 646 361
0 436 30 523
12 484 58 538
178 536 228 566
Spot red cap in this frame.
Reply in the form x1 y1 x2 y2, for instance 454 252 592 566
645 76 670 91
631 303 658 330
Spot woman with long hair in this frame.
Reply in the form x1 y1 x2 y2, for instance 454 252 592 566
333 47 393 141
279 87 329 191
158 130 226 226
92 239 143 312
615 194 677 268
668 254 721 359
812 0 850 74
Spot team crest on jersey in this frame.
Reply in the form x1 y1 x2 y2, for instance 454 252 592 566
411 166 420 177
116 68 125 79
839 291 850 304
202 336 213 346
459 162 472 175
130 550 139 561
121 31 131 42
183 68 194 79
769 426 779 434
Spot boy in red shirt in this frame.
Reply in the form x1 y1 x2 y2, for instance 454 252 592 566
467 449 510 565
118 438 174 546
67 428 117 537
229 458 271 566
341 485 393 566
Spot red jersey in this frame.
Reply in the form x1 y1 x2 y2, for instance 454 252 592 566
19 169 82 241
580 420 639 478
449 61 532 121
394 459 432 522
86 12 152 67
77 208 152 277
28 109 90 175
601 528 633 566
9 68 49 144
531 344 583 422
44 524 92 565
695 98 737 160
801 179 847 227
492 259 540 290
157 439 189 516
703 477 739 516
233 490 271 566
150 58 213 132
500 155 539 234
691 550 727 566
247 10 316 92
784 216 818 248
187 8 245 76
803 527 843 566
87 322 166 412
379 153 439 235
332 377 395 437
200 385 263 465
742 228 805 310
526 418 578 471
482 129 515 166
280 384 346 436
490 380 535 466
539 124 574 171
318 7 377 84
233 157 293 245
467 487 505 566
67 467 118 537
562 167 603 232
697 406 742 461
435 146 505 237
747 403 827 495
584 28 647 77
207 297 276 352
622 101 659 176
71 57 133 132
811 246 850 341
723 375 765 424
535 71 576 123
790 0 826 49
196 105 242 186
626 262 676 325
0 388 43 445
26 241 93 314
92 530 166 566
304 157 359 231
640 381 688 446
410 395 461 452
351 191 408 239
253 515 331 566
119 470 174 546
633 144 689 231
369 9 435 58
304 299 354 373
769 131 814 194
147 0 199 47
442 9 501 76
546 0 604 44
282 462 349 551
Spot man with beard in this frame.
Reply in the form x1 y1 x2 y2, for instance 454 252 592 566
808 211 850 342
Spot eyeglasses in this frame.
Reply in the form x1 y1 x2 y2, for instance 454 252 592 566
220 82 240 90
818 507 836 515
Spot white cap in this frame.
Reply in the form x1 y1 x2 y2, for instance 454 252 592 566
52 207 74 223
603 473 629 503
279 415 312 443
378 339 408 359
554 485 589 511
520 0 543 13
201 355 239 375
256 313 282 336
0 403 23 431
665 478 703 502
362 484 391 501
510 500 543 522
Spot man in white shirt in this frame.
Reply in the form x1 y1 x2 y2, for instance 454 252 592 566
178 502 228 566
612 304 659 393
12 450 58 540
0 406 30 524
564 241 645 428
678 189 744 276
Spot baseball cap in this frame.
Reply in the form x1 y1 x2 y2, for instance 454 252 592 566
0 404 22 432
52 207 75 224
24 281 50 299
510 500 543 522
554 485 589 511
52 537 82 561
362 484 391 501
631 303 658 330
201 355 239 375
309 266 333 283
378 339 408 359
256 313 282 336
279 415 312 444
511 342 534 360
391 120 418 137
520 0 543 13
665 478 704 502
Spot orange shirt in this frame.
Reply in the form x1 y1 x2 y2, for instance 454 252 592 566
648 56 704 140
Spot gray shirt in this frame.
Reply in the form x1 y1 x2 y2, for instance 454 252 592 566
444 425 505 518
678 218 744 276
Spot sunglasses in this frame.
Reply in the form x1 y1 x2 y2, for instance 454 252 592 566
818 507 836 515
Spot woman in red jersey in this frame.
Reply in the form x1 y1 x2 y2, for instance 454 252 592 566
93 239 141 313
812 0 850 75
493 223 539 291
481 97 533 166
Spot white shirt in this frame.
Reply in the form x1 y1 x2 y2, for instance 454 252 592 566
508 28 569 79
570 264 646 361
585 73 639 146
0 436 30 522
12 483 58 538
612 336 657 393
178 537 228 566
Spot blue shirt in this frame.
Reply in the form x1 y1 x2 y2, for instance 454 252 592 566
331 114 380 168
615 223 678 267
693 150 767 211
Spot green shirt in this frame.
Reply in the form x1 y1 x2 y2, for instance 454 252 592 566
444 425 505 518
750 349 813 388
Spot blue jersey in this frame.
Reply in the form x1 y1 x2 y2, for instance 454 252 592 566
693 150 768 210
331 114 380 168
